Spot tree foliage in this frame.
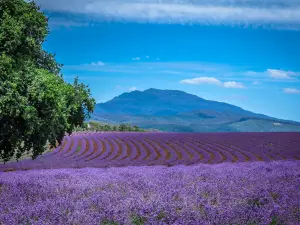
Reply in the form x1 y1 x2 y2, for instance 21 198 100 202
0 0 96 162
74 121 146 132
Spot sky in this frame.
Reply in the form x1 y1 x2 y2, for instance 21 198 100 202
35 0 300 122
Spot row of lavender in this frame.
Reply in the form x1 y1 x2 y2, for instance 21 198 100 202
1 132 300 171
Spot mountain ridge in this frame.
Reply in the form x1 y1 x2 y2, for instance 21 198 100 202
92 88 300 132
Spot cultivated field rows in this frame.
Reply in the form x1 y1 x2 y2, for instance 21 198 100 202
1 132 300 172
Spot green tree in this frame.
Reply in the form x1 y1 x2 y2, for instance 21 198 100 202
103 124 111 131
126 124 133 131
0 0 96 162
119 124 126 131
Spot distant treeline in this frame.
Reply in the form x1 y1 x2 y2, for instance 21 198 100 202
74 121 159 132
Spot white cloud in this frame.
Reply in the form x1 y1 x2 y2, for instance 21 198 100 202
35 0 300 29
63 62 300 85
266 69 296 79
246 69 299 79
132 57 141 61
223 81 245 89
245 69 300 82
129 87 137 91
180 77 222 85
180 77 245 88
90 61 105 66
283 88 300 94
65 61 106 71
115 85 122 89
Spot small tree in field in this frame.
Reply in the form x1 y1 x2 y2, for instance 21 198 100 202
0 0 96 162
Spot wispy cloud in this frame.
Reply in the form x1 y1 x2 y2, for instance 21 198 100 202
180 77 222 85
115 85 122 89
64 61 106 71
132 57 141 61
63 61 300 85
35 0 300 29
245 69 300 81
223 81 245 89
90 61 105 66
129 87 138 91
267 69 293 79
284 88 300 94
180 77 245 89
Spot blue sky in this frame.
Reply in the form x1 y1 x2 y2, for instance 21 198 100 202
36 0 300 121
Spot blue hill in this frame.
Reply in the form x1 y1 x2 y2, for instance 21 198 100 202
92 88 300 132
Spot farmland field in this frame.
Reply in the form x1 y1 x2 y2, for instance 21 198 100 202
1 132 300 172
1 161 300 225
1 132 300 225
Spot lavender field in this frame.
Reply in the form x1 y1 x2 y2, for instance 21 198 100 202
2 0 300 224
0 161 300 225
1 132 300 225
1 132 300 172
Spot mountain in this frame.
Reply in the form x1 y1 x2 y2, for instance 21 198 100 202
92 88 300 132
